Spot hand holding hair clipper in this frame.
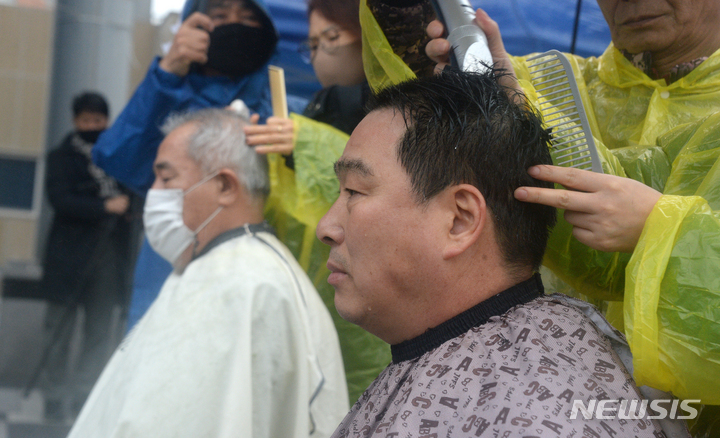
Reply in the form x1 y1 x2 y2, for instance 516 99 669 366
429 0 492 72
426 5 519 92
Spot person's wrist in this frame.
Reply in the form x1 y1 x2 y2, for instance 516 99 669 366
153 57 187 87
158 57 189 77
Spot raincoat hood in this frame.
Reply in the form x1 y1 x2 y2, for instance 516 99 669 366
181 0 278 42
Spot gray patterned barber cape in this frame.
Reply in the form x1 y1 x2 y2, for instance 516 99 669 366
331 275 667 438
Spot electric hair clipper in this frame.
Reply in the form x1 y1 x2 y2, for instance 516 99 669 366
430 0 492 72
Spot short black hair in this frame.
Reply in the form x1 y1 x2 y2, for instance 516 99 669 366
72 92 109 118
367 69 556 273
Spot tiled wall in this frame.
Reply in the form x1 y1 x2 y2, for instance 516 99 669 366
0 4 54 265
0 3 162 268
0 5 52 156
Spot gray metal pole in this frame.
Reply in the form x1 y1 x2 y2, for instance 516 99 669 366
38 0 151 261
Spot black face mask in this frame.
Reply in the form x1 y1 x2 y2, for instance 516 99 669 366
77 129 104 144
205 23 278 78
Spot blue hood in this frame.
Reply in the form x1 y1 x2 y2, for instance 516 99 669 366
181 0 278 39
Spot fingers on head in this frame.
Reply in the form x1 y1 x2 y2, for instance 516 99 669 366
426 38 450 63
534 165 581 189
433 63 450 76
426 20 445 38
571 226 594 248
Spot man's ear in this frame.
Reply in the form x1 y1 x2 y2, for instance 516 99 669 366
442 184 486 260
215 168 241 206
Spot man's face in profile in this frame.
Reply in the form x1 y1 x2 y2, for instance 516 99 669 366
73 111 108 132
152 123 219 232
206 0 262 28
316 109 447 341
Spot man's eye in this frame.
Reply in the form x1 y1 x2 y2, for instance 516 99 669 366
323 28 340 41
240 13 259 22
345 188 359 197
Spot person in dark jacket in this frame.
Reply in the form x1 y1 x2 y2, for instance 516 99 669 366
41 92 140 406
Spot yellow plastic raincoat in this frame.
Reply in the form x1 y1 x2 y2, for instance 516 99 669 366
359 0 720 403
265 113 391 404
512 45 720 403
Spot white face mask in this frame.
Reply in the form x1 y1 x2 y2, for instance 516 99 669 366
143 172 222 266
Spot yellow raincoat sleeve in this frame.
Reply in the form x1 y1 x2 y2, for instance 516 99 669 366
513 50 720 402
625 116 720 403
265 113 391 404
359 0 416 91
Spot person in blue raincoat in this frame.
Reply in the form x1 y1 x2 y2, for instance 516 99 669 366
92 0 277 330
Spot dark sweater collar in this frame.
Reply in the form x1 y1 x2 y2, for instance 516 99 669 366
390 273 544 363
192 221 275 261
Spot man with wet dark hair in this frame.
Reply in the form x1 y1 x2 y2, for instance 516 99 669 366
317 70 673 436
370 69 556 274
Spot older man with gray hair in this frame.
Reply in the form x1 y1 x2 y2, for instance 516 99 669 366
68 108 349 438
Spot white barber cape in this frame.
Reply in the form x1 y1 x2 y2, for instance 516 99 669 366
68 226 349 438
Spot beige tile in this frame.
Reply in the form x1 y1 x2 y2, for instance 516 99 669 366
0 217 37 264
0 6 23 72
18 78 48 153
21 8 53 76
17 0 49 9
0 76 20 150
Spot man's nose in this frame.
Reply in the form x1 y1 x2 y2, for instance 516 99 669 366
316 202 344 246
150 176 163 190
230 9 244 23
